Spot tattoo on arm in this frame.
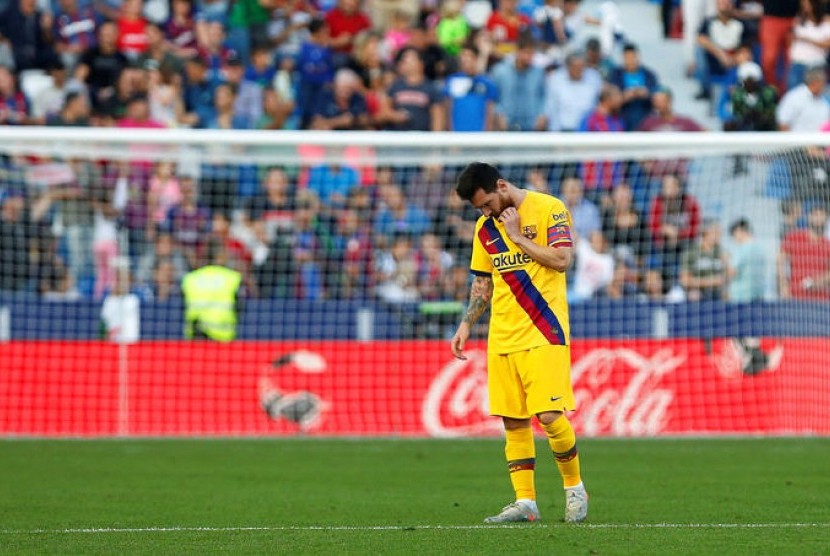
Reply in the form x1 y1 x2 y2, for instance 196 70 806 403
463 276 493 325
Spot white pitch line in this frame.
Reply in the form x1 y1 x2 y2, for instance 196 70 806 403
1 523 828 534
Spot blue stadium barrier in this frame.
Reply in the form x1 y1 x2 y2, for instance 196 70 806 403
2 293 828 340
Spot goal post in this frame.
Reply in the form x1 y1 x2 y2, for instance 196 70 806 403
0 128 828 437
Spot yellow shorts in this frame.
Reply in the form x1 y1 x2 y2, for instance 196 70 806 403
488 344 576 419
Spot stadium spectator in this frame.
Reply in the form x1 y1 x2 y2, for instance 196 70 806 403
163 174 211 267
379 46 444 131
225 0 271 64
306 158 360 208
778 203 830 300
244 167 296 239
46 89 90 126
638 87 705 131
198 21 234 84
579 83 624 198
147 161 182 227
118 93 165 128
139 23 185 75
640 267 668 300
601 181 650 265
485 0 532 57
244 45 276 88
779 197 803 238
759 0 799 92
786 0 830 91
257 85 297 130
99 259 140 341
0 191 35 291
766 146 830 201
0 0 55 72
52 0 99 72
33 232 78 300
435 0 470 57
489 33 546 131
205 82 245 128
682 0 718 78
30 60 80 125
544 50 602 132
375 0 418 36
345 30 389 120
647 173 702 286
584 36 615 80
146 61 186 127
696 0 745 101
182 55 215 127
50 159 99 293
533 0 568 55
430 186 478 261
383 10 415 60
310 67 370 130
267 0 313 61
444 42 499 132
222 53 263 129
328 205 373 298
374 230 420 302
287 190 329 300
560 176 601 241
727 217 767 301
209 210 255 293
679 219 729 301
90 169 121 300
608 43 659 131
325 0 372 59
297 18 335 129
403 162 454 212
416 231 454 301
373 182 431 243
140 256 182 301
165 0 198 59
76 22 128 112
407 23 452 81
724 61 778 131
116 0 150 60
776 66 830 131
0 66 30 125
136 230 188 287
571 229 615 302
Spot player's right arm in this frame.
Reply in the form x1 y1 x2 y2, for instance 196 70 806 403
450 274 493 360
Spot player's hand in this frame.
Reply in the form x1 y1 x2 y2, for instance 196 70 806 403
498 207 521 242
450 322 470 360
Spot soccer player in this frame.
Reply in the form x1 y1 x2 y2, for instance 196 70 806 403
450 162 588 524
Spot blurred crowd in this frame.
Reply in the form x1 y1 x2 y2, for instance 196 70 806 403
1 0 830 307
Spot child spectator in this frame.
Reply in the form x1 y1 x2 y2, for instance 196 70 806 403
166 0 199 59
297 18 335 128
117 0 150 60
435 0 470 57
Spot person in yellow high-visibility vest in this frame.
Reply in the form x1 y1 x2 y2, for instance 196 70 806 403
182 240 243 341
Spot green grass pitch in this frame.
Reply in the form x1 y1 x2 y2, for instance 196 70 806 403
1 438 829 554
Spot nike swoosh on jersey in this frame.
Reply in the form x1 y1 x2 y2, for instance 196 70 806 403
485 238 501 246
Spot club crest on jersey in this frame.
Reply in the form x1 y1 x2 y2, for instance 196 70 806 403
522 225 537 240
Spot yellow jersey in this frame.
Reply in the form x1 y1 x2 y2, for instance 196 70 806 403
470 191 573 354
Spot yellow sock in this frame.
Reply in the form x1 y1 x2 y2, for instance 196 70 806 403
504 427 536 501
541 416 582 488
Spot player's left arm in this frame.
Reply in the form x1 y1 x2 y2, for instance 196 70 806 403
499 207 573 272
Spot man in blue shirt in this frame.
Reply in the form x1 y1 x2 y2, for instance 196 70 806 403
608 43 659 131
490 34 546 131
444 43 499 131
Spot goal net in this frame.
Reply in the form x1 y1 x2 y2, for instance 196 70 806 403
0 128 828 438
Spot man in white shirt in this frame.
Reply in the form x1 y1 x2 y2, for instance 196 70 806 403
776 66 830 131
544 51 602 132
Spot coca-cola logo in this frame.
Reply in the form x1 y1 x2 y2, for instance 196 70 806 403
422 347 684 438
421 350 502 438
570 348 683 437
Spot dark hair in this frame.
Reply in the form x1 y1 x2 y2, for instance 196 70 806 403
729 217 751 235
623 42 638 53
456 162 502 201
394 45 423 66
308 17 327 35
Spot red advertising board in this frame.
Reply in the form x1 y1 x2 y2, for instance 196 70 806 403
0 339 827 437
